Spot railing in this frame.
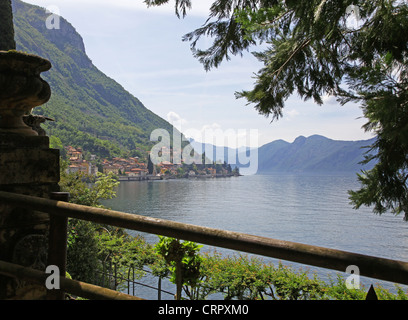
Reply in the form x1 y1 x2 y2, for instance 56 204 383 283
1 190 408 300
96 261 175 299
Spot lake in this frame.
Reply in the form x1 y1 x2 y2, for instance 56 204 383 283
103 173 408 298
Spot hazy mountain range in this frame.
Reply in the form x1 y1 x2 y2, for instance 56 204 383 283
191 135 377 174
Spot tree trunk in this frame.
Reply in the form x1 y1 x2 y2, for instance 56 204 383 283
0 0 16 51
175 260 182 300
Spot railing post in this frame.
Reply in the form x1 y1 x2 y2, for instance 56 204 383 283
46 192 69 300
365 284 378 300
158 277 162 300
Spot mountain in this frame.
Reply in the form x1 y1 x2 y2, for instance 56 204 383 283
254 135 376 174
191 135 377 174
12 0 175 159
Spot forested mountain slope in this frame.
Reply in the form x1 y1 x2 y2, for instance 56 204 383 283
12 0 175 159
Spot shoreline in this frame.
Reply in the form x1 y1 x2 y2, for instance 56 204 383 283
117 173 241 182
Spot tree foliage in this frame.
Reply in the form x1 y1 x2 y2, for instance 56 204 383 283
166 248 408 300
155 236 203 299
59 170 119 208
60 168 165 289
147 0 408 219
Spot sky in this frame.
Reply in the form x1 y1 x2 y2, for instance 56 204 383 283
22 0 375 148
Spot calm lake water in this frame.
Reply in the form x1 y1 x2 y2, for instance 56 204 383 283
103 173 408 298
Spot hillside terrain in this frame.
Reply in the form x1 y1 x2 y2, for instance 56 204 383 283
12 0 175 159
252 135 376 173
191 134 376 174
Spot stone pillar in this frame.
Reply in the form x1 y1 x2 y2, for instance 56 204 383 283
0 50 59 299
0 134 60 299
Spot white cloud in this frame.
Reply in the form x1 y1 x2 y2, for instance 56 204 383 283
167 111 188 131
201 123 222 131
322 94 339 105
286 109 300 119
182 123 259 148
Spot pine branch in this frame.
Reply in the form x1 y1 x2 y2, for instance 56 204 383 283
273 38 311 79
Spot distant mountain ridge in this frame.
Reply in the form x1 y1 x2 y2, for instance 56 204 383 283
252 135 376 174
191 135 376 174
12 0 176 159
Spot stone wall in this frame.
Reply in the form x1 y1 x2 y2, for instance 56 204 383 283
0 133 60 299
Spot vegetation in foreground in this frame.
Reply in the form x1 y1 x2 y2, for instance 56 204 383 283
61 170 408 300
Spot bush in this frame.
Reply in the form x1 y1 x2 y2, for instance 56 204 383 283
196 251 326 300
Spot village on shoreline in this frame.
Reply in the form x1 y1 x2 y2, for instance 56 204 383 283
65 145 241 182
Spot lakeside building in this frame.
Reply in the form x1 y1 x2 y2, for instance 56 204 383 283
65 146 97 175
64 146 237 179
102 156 148 177
65 145 151 178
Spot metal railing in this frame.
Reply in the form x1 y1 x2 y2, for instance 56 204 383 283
96 261 175 299
1 190 408 300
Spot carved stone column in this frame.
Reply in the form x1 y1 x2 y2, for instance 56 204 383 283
0 50 60 299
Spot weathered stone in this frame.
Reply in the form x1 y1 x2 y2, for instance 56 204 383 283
0 51 51 136
22 114 54 136
0 134 60 299
0 134 49 149
0 148 59 185
0 49 58 300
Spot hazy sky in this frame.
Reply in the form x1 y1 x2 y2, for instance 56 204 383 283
22 0 375 147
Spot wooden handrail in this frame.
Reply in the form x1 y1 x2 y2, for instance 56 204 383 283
0 260 143 300
1 190 408 287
